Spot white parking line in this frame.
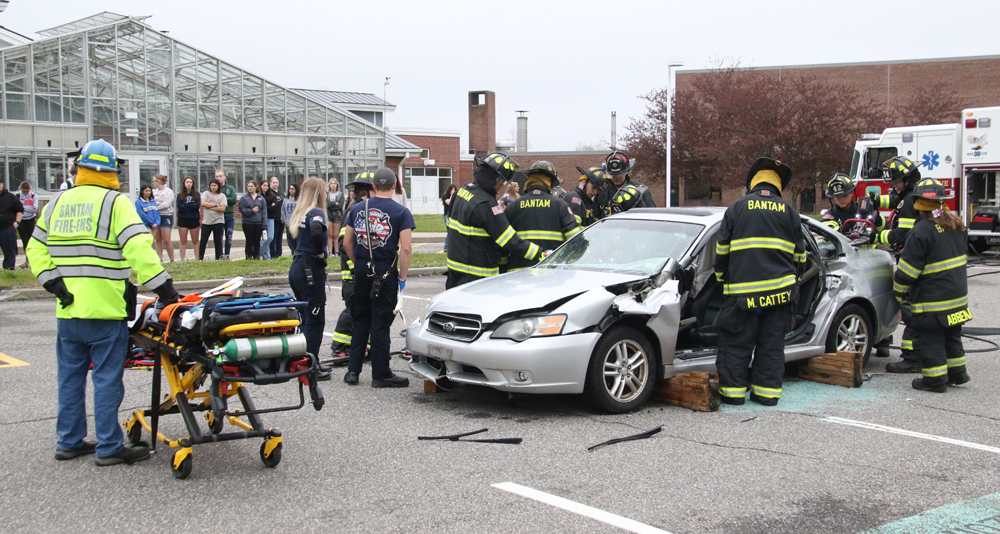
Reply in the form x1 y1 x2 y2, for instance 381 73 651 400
824 416 1000 455
492 482 671 534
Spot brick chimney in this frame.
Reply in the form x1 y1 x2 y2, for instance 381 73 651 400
468 90 495 157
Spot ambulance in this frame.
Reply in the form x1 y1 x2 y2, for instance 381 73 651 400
849 106 1000 251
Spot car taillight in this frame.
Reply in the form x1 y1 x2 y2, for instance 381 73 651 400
966 118 978 128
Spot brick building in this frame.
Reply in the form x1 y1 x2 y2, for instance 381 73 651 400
674 55 1000 211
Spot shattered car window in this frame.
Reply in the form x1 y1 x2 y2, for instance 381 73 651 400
539 219 703 276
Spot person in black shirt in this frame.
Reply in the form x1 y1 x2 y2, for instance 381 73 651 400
175 176 201 262
0 180 24 270
329 172 375 358
268 176 285 258
343 168 415 388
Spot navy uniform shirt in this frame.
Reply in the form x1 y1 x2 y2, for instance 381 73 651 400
347 196 415 260
295 207 328 256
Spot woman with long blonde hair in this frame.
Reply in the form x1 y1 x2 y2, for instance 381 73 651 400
288 177 329 359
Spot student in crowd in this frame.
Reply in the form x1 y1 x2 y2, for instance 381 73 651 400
282 183 299 253
268 176 285 258
175 176 201 262
216 169 238 261
0 180 23 271
151 175 175 263
199 178 227 261
16 181 37 269
327 178 345 255
238 180 266 260
259 180 274 260
135 183 160 237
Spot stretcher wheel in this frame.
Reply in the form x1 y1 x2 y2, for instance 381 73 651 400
126 419 142 445
260 441 282 468
207 412 224 435
171 451 193 480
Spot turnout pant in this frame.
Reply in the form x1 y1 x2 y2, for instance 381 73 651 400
330 279 354 353
908 314 967 388
349 258 398 380
288 255 327 359
900 325 918 363
716 300 792 403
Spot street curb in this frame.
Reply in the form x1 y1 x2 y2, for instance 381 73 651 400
2 266 448 300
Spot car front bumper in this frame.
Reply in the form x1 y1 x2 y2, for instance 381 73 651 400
405 319 601 394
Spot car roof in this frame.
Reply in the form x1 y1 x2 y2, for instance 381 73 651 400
606 207 726 226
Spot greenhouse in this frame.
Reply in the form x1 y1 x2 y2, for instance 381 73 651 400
0 12 387 197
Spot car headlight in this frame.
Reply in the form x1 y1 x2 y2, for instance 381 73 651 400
491 314 567 342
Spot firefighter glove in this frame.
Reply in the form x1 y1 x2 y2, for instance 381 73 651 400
153 278 180 305
43 278 74 309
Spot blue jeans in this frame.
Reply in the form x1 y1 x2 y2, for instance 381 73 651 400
224 214 235 256
443 214 449 251
56 318 128 457
261 218 274 260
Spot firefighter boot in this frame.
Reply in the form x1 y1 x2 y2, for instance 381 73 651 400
885 359 921 373
947 370 971 386
911 377 947 393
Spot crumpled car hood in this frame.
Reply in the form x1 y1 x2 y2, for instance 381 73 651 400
427 268 646 323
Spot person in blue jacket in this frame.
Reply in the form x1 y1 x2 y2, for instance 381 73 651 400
134 183 160 233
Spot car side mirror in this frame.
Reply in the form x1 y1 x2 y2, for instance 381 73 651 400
654 258 680 288
819 244 839 260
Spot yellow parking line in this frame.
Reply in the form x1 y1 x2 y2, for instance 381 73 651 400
0 352 29 368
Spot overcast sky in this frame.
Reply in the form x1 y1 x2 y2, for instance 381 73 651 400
3 0 998 152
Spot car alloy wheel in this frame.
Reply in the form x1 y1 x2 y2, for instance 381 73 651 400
825 303 873 364
585 326 656 413
603 339 649 402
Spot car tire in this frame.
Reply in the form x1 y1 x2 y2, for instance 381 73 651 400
825 304 873 365
584 327 655 413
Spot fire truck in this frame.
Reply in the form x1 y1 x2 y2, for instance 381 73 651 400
849 106 999 252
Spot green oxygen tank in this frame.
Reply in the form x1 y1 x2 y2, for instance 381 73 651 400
219 334 308 361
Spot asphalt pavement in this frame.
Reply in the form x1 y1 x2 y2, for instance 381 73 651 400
1 269 1000 533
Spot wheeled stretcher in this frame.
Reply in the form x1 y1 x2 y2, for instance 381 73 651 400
124 279 324 479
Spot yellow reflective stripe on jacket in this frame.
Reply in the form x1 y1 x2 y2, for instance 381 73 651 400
878 195 892 209
496 225 516 247
446 218 489 237
947 356 966 367
724 274 797 295
922 255 966 275
525 242 540 260
897 259 921 279
729 237 795 254
714 271 725 282
893 281 910 294
897 217 916 230
822 220 841 231
517 230 564 241
877 229 891 244
564 226 581 240
911 296 968 313
716 242 730 255
900 339 913 350
447 258 499 277
922 365 947 378
751 385 782 398
793 251 806 263
720 387 746 398
573 214 583 225
339 227 346 237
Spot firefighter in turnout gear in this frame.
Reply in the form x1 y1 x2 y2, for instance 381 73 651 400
874 156 920 249
892 178 971 392
873 156 922 373
563 166 604 228
329 172 374 358
713 157 807 407
502 160 580 271
445 152 542 288
27 138 179 465
609 183 650 214
596 150 656 218
821 173 884 242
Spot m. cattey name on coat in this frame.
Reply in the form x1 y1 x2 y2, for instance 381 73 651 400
518 198 551 208
746 290 792 309
747 200 786 212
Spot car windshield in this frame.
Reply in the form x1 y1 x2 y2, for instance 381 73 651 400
538 218 704 276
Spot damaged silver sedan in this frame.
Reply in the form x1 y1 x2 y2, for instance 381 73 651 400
406 208 899 413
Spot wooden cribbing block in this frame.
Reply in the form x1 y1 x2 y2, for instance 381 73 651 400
652 371 721 412
423 376 453 393
797 351 862 388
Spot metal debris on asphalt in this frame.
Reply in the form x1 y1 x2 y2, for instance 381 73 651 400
418 428 523 445
587 426 662 451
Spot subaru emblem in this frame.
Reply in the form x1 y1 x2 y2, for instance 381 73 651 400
443 322 456 332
